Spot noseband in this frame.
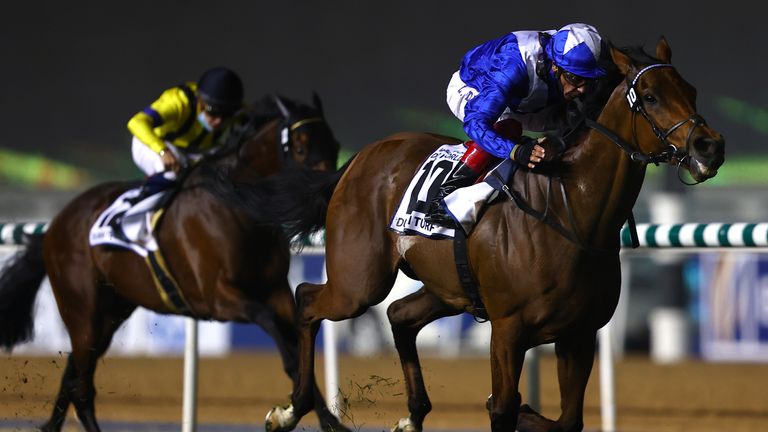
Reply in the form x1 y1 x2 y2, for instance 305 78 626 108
586 63 706 171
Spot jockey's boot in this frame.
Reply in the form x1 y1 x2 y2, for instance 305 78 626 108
127 172 175 206
110 172 175 242
424 141 495 227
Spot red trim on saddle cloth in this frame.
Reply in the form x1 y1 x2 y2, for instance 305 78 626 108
460 118 523 182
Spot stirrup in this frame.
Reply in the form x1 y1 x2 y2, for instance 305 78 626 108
424 205 457 228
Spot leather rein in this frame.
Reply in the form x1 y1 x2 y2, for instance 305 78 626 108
500 63 708 253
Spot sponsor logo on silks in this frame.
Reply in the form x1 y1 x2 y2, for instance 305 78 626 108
458 84 479 101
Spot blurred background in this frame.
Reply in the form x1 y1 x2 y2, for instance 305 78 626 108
1 1 766 362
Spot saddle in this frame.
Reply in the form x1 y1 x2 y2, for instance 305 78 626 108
89 186 170 257
389 143 517 239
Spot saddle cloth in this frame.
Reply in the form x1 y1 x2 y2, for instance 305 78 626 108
89 188 168 257
389 144 515 239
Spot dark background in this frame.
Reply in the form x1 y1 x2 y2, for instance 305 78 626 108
1 1 763 180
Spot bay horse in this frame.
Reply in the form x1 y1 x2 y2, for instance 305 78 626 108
225 40 724 431
0 94 349 431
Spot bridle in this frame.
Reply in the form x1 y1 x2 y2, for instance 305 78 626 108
501 62 711 252
273 96 326 159
585 63 706 184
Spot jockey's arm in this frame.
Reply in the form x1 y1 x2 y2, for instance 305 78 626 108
127 88 187 154
127 112 166 153
462 85 521 159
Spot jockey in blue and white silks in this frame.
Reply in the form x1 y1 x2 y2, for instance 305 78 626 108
426 23 608 226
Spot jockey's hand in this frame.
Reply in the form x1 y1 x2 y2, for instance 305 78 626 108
160 149 180 172
510 136 546 169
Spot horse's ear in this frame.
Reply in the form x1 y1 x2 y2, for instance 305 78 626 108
273 94 291 118
610 45 633 75
656 36 672 63
312 91 324 115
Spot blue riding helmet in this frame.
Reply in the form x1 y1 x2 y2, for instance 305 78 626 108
197 66 244 116
545 23 606 79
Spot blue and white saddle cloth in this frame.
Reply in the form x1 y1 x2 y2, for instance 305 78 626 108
389 144 515 239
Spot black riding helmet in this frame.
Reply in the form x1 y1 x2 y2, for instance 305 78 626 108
197 67 244 117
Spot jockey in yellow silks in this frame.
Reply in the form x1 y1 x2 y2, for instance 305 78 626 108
127 66 244 197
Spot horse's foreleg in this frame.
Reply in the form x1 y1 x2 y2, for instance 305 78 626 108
552 330 597 432
388 288 460 432
515 330 596 432
488 316 526 432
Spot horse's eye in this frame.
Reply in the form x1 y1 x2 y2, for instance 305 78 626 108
643 94 657 104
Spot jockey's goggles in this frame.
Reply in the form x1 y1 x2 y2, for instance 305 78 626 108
558 68 596 89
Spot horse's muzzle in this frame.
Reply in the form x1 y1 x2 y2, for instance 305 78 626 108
687 135 725 181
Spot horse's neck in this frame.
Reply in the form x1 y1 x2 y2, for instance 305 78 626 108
561 91 648 248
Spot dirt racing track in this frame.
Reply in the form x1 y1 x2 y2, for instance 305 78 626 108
2 352 768 431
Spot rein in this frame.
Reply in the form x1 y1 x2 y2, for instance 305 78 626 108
500 63 707 252
495 169 621 254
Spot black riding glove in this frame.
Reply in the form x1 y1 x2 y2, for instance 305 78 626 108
509 136 538 164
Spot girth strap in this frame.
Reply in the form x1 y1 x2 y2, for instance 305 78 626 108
143 208 194 316
453 227 488 322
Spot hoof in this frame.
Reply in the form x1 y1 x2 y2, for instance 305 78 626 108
265 404 298 432
517 404 557 432
391 417 421 432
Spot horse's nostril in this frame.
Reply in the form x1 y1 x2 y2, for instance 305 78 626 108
693 137 724 158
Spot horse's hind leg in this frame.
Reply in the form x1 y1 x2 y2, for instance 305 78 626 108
250 283 348 432
517 330 596 432
39 357 75 432
387 288 460 432
286 263 398 427
43 274 136 432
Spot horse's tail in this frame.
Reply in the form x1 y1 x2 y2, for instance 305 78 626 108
204 155 356 243
0 233 47 351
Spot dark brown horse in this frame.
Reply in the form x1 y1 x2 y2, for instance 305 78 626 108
225 40 724 431
0 94 348 431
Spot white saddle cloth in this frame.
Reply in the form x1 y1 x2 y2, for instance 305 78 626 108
89 188 168 257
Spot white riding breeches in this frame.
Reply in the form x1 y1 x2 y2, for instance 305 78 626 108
131 137 203 179
131 137 166 177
